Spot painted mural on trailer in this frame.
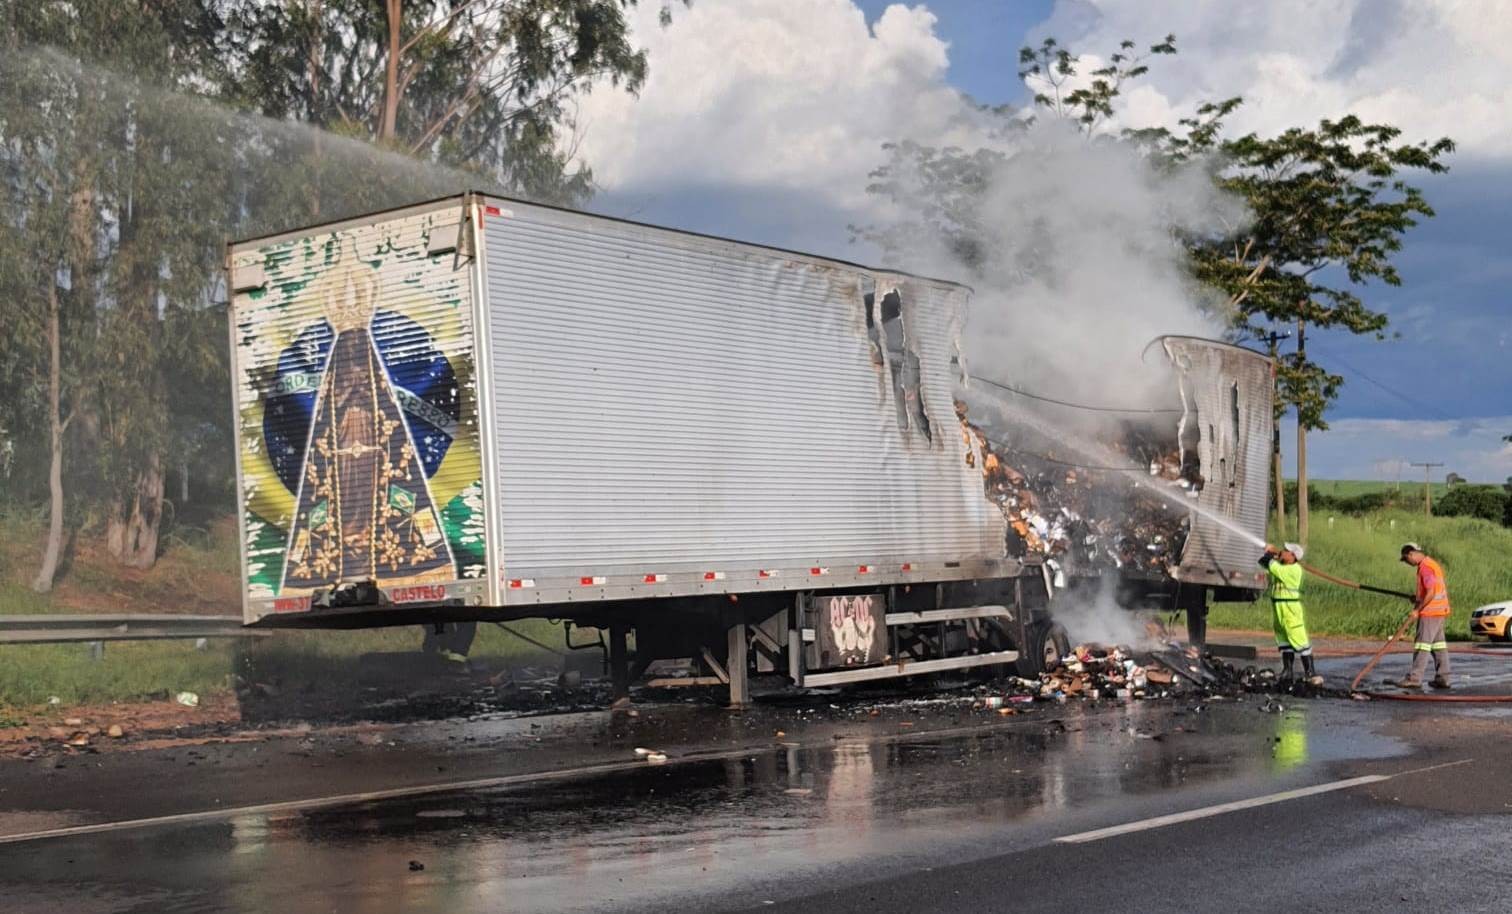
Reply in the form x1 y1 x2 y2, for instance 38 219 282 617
233 210 485 605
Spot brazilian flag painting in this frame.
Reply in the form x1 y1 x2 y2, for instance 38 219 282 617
232 208 487 602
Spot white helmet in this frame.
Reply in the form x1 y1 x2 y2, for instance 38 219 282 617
1284 542 1305 561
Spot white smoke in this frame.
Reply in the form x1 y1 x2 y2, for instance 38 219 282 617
1052 578 1163 648
887 117 1247 414
871 116 1251 643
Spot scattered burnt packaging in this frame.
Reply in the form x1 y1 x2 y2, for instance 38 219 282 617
989 641 1342 704
955 402 1201 577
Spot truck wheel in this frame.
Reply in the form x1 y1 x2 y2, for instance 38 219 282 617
1016 621 1070 677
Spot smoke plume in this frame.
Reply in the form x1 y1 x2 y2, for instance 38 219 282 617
892 118 1247 417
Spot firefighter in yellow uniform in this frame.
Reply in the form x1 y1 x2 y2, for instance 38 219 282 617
1260 543 1323 686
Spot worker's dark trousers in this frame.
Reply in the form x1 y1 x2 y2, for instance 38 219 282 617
1409 615 1450 680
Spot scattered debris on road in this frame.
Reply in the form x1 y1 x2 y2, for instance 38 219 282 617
977 641 1342 706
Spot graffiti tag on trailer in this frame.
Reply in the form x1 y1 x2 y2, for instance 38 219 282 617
817 594 886 666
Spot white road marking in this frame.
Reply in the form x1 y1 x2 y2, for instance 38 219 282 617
1054 758 1475 845
1054 776 1389 844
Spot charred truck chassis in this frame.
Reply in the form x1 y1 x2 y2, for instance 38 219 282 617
592 572 1057 706
270 570 1076 707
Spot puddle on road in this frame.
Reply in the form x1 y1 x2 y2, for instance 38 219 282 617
1 700 1406 914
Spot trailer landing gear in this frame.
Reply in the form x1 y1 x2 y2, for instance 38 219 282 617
609 624 631 707
727 624 750 709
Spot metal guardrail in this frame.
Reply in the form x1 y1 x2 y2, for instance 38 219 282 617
0 614 267 645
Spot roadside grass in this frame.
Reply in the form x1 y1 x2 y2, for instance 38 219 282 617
0 506 574 711
1211 508 1512 640
0 640 236 709
0 618 573 712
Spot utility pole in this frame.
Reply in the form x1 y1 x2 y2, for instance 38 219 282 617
1295 319 1309 546
1262 329 1291 538
1410 462 1443 517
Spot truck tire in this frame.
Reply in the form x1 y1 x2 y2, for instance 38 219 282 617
1016 621 1070 677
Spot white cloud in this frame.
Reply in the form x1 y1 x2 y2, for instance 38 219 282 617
1282 415 1512 482
1034 0 1512 159
574 1 986 241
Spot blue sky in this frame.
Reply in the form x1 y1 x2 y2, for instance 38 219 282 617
579 1 1512 482
854 0 1053 107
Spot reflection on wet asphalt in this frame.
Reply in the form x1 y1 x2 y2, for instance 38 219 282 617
1 698 1408 914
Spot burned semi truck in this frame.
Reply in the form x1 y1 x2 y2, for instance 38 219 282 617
226 193 1272 705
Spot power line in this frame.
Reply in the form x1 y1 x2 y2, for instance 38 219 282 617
1310 345 1458 422
971 376 1181 414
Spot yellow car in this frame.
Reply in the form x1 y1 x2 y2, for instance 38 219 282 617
1470 601 1512 641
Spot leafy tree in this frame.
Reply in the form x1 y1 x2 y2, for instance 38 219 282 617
0 4 119 589
219 0 660 209
1 1 234 577
1433 485 1507 524
1149 111 1453 433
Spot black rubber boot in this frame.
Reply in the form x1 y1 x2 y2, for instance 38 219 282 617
1279 650 1296 683
1301 654 1323 686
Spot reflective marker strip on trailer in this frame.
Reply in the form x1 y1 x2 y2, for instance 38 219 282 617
512 562 932 592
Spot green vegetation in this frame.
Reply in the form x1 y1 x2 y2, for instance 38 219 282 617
0 510 570 711
1211 508 1512 639
0 641 236 708
1306 479 1451 500
0 619 570 711
1433 485 1508 523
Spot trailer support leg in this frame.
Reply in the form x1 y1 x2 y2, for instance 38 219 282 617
609 624 631 702
727 624 750 709
1181 587 1209 648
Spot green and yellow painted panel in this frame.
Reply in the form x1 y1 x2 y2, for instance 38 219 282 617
229 203 487 619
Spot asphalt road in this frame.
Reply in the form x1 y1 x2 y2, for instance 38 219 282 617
3 651 1511 914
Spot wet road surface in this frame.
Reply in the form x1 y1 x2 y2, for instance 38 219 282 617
3 652 1512 913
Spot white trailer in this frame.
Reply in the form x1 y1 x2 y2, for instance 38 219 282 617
226 193 1271 703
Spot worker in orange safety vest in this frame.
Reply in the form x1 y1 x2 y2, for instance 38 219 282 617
1398 542 1452 690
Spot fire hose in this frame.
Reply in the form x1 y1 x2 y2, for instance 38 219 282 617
1294 564 1512 702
